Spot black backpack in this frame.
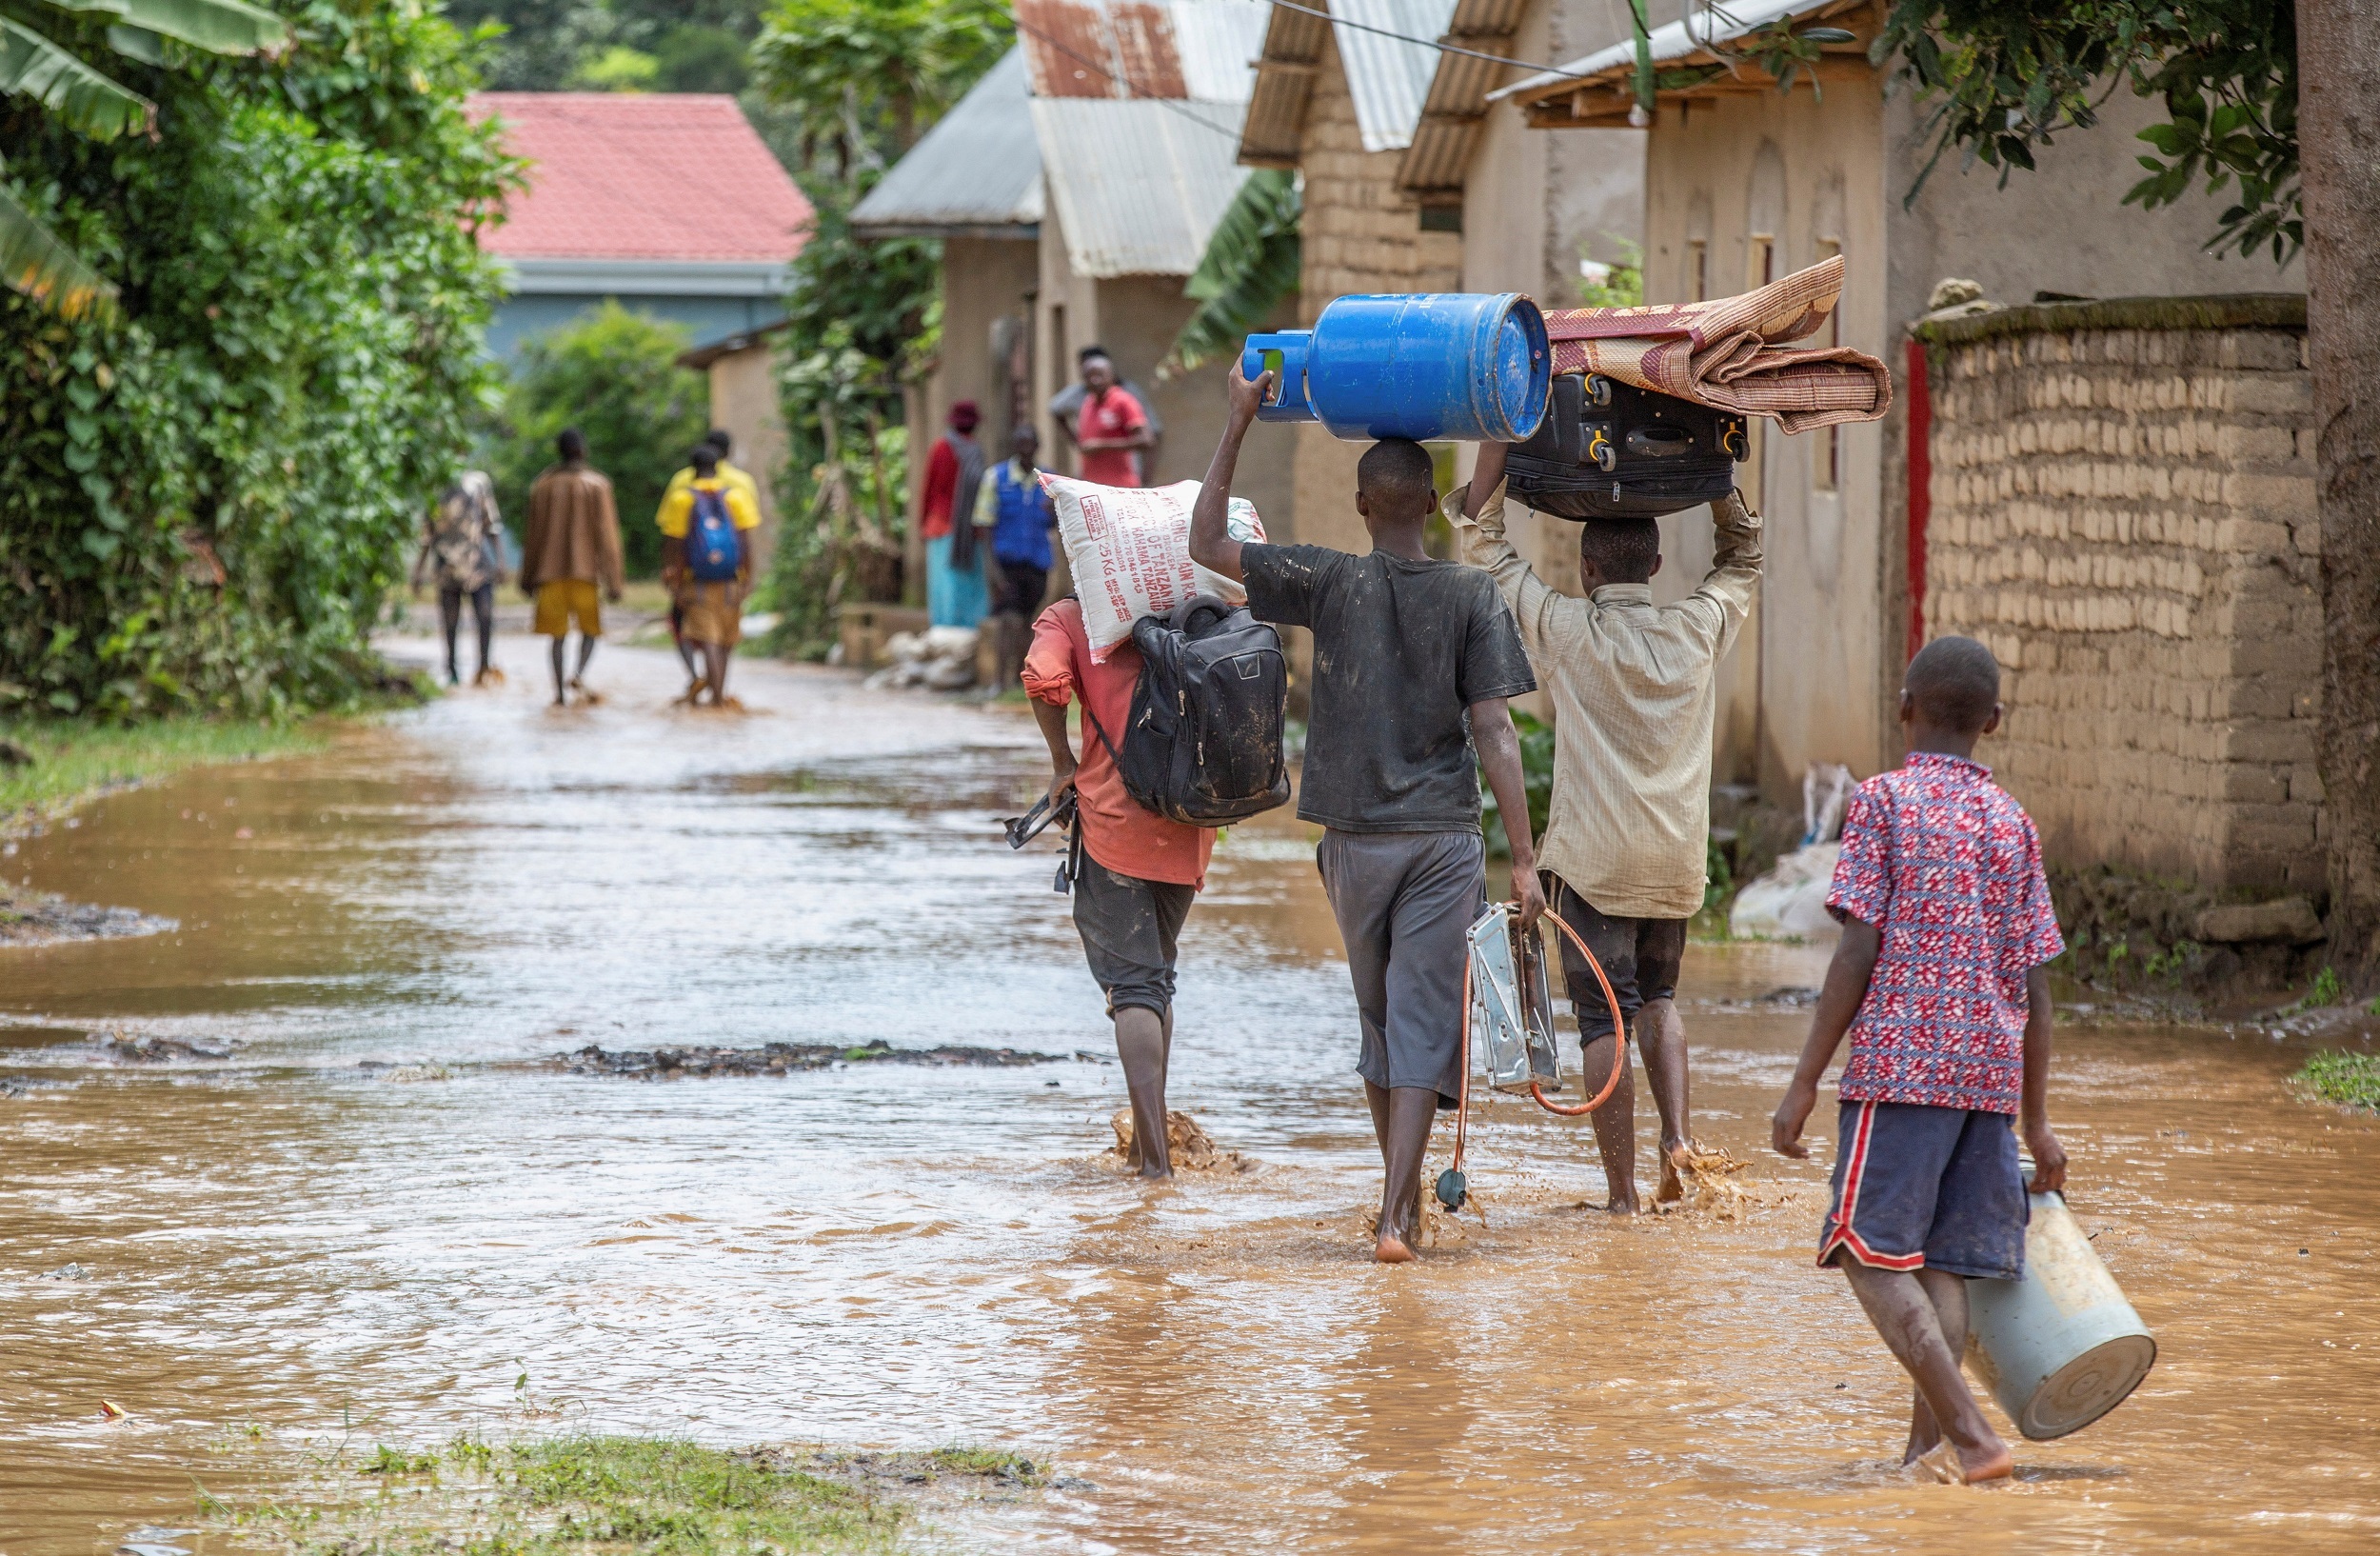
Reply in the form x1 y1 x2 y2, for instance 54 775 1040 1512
1505 372 1749 520
1084 595 1291 827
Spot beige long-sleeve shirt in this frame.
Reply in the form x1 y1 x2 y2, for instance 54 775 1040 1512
522 463 624 596
1449 480 1762 919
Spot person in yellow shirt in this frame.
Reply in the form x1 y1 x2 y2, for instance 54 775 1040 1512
659 429 764 690
656 443 762 708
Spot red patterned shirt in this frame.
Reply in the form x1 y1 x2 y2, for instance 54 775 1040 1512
1825 752 2064 1113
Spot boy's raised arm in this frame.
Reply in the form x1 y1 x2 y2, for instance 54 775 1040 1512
1188 361 1275 584
1773 917 1882 1157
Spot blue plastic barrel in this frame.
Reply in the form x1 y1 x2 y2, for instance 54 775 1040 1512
1241 293 1550 443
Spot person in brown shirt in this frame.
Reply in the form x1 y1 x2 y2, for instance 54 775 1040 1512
520 428 624 708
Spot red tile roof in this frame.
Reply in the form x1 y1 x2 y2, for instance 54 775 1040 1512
470 92 813 264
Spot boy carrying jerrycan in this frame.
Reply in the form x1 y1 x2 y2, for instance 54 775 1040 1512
657 443 761 708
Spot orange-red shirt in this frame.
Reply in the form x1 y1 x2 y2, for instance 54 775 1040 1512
1076 387 1147 489
1023 598 1213 888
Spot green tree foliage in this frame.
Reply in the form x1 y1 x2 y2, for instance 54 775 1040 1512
748 0 1007 179
446 0 767 93
1873 1 2299 261
1162 169 1299 381
485 302 710 580
0 2 514 717
0 0 290 320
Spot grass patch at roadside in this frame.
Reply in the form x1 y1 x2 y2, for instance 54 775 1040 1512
2297 1050 2380 1111
0 717 329 832
202 1434 1048 1555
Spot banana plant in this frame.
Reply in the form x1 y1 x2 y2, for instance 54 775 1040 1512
0 0 288 320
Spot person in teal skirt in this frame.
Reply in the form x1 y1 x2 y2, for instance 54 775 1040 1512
922 401 990 628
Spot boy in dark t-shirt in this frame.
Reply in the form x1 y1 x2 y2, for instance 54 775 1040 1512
1190 361 1545 1264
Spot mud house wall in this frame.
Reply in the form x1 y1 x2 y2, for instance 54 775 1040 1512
1922 318 2321 894
1294 30 1464 560
704 342 789 578
1637 81 1891 795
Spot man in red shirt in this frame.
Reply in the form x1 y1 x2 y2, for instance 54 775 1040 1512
1072 353 1152 489
1022 595 1215 1178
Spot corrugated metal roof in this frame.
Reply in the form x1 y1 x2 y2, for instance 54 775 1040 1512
1032 95 1254 276
1492 0 1847 107
1333 0 1458 153
1018 0 1262 100
1238 0 1330 168
851 50 1043 236
1395 0 1527 193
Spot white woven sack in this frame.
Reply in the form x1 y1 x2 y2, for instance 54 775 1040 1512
1041 475 1266 661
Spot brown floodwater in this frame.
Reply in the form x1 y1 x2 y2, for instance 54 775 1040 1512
2 636 2375 1554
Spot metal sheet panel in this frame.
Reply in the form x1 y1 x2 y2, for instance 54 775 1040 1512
1031 96 1254 276
1491 0 1821 104
852 49 1044 233
1237 0 1330 165
1332 0 1458 152
1168 0 1266 101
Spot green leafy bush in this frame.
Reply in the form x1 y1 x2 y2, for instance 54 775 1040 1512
0 2 514 719
2297 1051 2380 1112
486 303 710 579
1480 709 1555 860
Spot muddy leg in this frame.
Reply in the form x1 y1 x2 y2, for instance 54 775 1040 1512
1115 1006 1170 1180
573 630 599 690
1834 1254 2010 1483
547 636 567 705
1579 1029 1639 1213
1903 1268 1972 1463
1367 1083 1434 1262
1636 996 1693 1201
470 585 494 680
701 641 730 706
439 588 464 685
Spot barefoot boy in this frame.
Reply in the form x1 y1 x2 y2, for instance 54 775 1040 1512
1771 636 2068 1485
1452 444 1762 1211
1023 596 1216 1178
1191 362 1545 1263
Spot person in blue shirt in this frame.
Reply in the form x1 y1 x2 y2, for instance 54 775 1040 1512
978 423 1061 690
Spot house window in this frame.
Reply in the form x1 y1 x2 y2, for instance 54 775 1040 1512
1419 206 1462 233
1815 237 1841 491
1688 238 1708 302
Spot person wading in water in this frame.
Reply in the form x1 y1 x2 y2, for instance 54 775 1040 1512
520 428 624 708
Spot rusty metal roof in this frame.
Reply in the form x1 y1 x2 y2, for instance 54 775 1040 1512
1394 0 1530 195
1018 0 1267 277
850 49 1043 238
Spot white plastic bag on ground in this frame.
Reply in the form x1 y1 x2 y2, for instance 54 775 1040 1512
1729 842 1843 940
1042 475 1266 661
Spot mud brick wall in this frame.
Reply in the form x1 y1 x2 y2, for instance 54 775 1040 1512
1918 298 2320 893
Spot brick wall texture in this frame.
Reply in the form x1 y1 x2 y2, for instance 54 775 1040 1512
1924 324 2322 893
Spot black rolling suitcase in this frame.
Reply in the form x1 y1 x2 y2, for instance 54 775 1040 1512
1504 372 1749 521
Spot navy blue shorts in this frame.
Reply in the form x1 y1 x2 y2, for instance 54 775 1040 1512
1816 1100 2028 1280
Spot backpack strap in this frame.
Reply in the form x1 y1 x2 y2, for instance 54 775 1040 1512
1078 694 1124 769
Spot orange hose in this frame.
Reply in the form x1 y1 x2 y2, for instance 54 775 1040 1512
1525 907 1630 1118
1449 905 1629 1184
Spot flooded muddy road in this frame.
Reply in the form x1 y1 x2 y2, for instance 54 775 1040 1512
2 637 2375 1554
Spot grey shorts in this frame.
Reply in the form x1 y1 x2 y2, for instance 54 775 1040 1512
1317 828 1486 1107
1072 856 1195 1018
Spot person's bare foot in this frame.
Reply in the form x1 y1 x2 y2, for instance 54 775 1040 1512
1375 1233 1416 1264
1656 1139 1693 1205
1913 1437 2013 1485
1136 1159 1172 1182
1603 1191 1639 1215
